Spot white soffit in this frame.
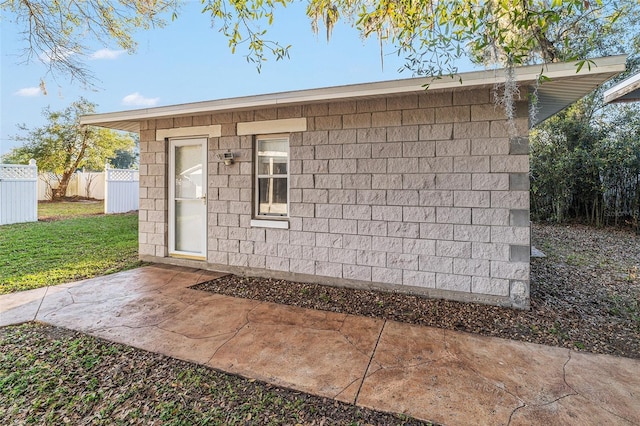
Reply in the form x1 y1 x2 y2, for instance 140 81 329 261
80 55 626 132
532 60 624 125
603 72 640 104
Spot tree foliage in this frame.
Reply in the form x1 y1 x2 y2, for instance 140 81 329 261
307 0 635 74
2 0 180 86
196 0 640 79
2 98 135 199
531 96 640 228
529 20 640 230
109 135 140 170
4 0 639 87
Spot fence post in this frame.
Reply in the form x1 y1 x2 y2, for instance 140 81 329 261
104 163 110 214
29 159 38 221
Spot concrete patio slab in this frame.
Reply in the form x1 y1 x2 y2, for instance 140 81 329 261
357 321 522 425
509 393 633 425
1 265 639 425
0 286 47 326
208 302 384 404
564 351 640 423
94 324 238 365
445 331 573 405
0 285 72 327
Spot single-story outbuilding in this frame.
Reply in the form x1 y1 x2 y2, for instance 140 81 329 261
81 55 626 309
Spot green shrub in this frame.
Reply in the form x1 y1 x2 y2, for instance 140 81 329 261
531 97 640 229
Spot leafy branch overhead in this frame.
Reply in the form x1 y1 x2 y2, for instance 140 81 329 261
2 0 181 86
4 0 638 86
202 0 292 71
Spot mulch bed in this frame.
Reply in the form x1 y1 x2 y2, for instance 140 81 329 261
192 223 640 359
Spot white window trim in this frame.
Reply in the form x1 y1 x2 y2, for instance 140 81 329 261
237 118 306 135
254 134 290 222
156 125 221 141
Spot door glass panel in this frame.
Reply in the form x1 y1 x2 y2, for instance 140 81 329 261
171 139 206 257
175 145 203 199
175 200 202 253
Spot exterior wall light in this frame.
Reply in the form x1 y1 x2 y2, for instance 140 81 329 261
217 151 235 166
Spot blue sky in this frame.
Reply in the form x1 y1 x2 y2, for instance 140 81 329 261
0 2 479 158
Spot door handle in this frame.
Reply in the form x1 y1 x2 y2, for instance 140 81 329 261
200 193 207 202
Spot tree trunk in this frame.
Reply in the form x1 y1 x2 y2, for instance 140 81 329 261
53 170 75 200
53 130 89 200
533 26 559 63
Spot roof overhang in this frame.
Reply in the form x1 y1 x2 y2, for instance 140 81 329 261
603 72 640 103
81 55 627 132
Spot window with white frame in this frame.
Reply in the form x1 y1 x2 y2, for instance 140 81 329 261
255 135 289 218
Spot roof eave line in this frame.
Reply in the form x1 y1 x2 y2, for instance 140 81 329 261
79 55 627 127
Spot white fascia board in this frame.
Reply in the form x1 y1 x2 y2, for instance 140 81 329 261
80 55 627 130
511 55 626 82
604 72 640 103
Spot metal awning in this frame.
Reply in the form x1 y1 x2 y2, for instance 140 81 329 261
604 72 640 103
81 55 627 132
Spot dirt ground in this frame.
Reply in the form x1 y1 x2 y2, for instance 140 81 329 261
193 223 640 359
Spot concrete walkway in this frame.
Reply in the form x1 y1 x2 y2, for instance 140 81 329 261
1 265 638 425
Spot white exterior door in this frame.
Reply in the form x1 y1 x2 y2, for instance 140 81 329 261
169 138 207 259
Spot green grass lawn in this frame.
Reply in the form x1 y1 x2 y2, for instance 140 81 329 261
38 199 104 219
0 207 141 294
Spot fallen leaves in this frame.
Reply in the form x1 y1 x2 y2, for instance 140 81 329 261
1 323 433 425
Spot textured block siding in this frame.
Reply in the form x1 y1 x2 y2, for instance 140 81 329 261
138 130 167 258
138 88 531 308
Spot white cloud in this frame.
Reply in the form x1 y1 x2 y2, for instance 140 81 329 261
14 87 42 97
90 48 125 60
122 92 160 107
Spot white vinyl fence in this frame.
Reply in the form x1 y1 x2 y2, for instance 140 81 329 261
38 171 105 200
105 166 139 214
0 160 38 225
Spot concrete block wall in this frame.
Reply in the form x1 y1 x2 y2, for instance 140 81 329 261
138 87 532 308
139 119 168 260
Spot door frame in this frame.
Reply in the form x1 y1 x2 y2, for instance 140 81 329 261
168 137 208 260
